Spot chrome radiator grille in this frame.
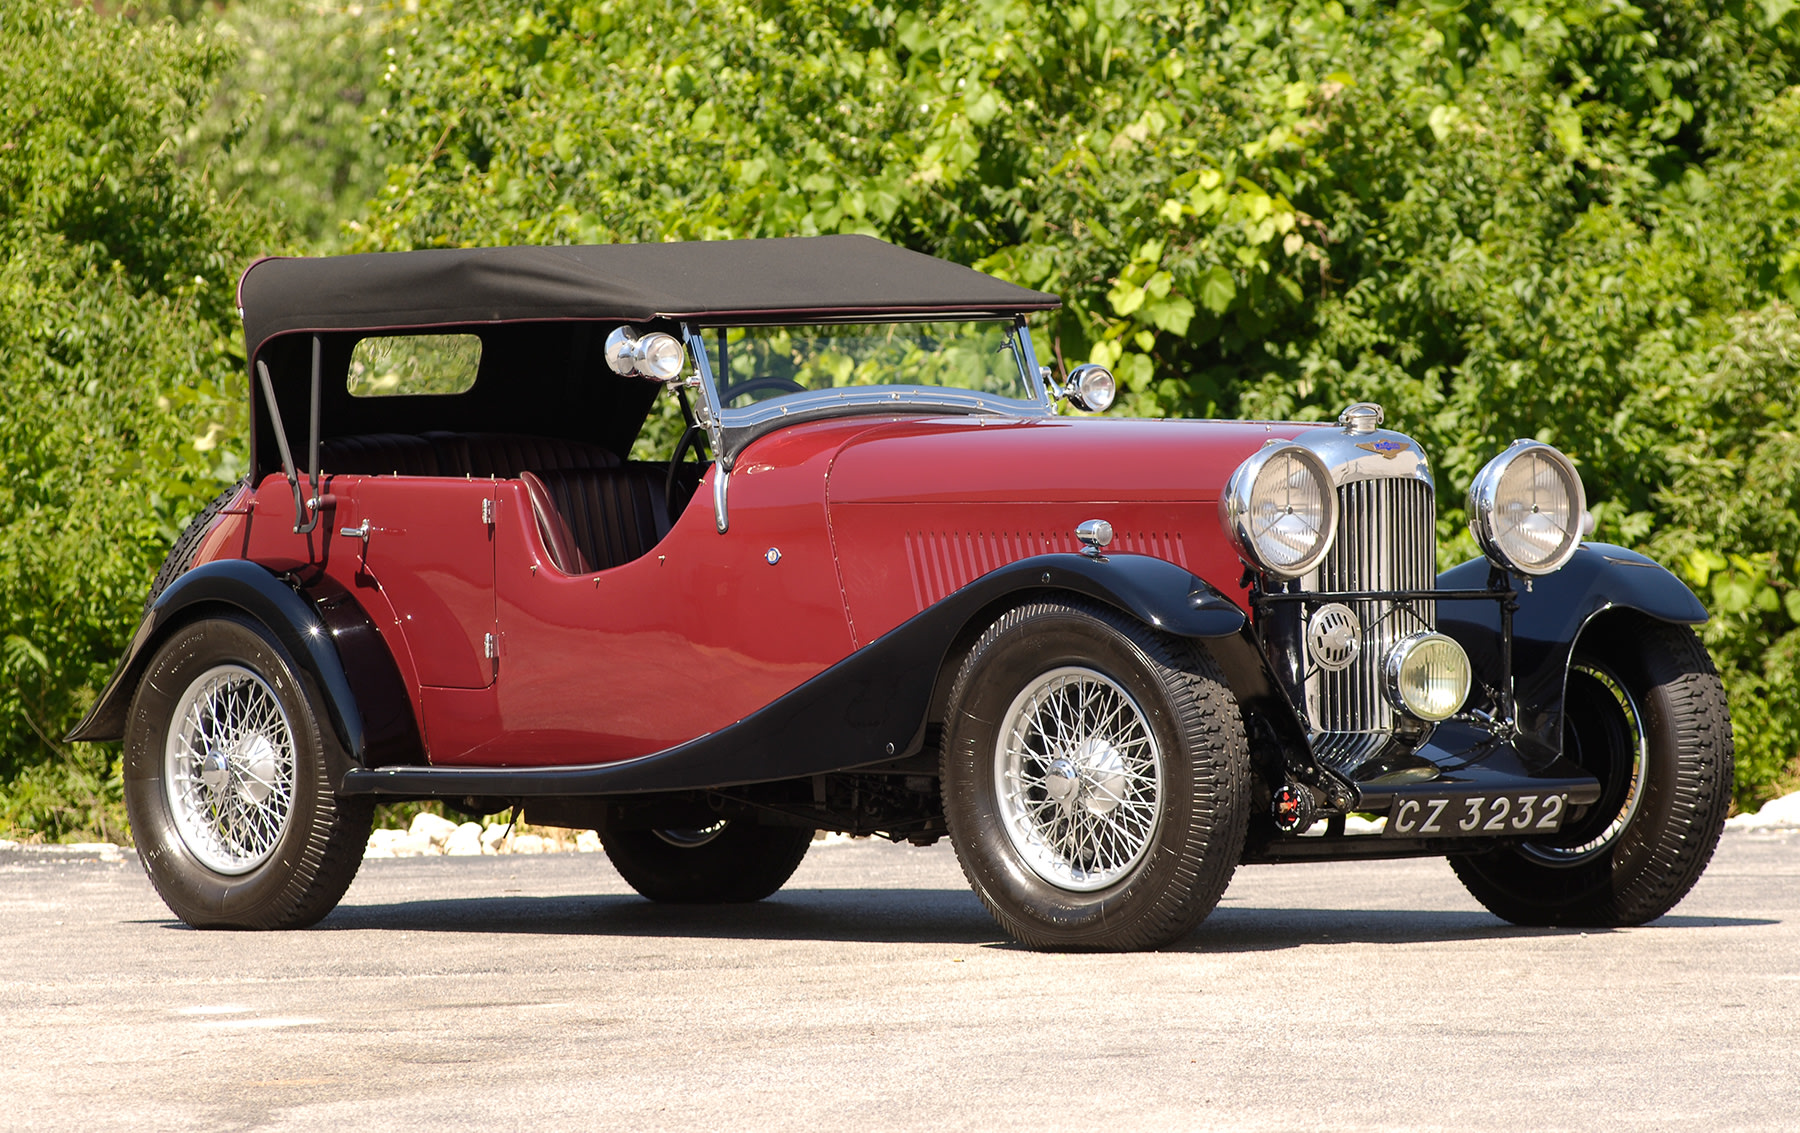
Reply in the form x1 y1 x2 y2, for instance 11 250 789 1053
1305 477 1437 748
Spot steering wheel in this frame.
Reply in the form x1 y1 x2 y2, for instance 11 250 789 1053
666 425 710 518
717 377 806 405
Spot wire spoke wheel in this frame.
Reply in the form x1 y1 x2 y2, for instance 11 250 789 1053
995 667 1162 892
163 664 298 875
941 600 1250 951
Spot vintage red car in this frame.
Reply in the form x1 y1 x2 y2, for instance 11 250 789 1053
71 236 1733 950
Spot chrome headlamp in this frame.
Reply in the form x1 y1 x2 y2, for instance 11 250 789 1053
1468 440 1587 576
1222 442 1338 579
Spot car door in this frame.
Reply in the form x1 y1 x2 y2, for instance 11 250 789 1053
330 477 498 691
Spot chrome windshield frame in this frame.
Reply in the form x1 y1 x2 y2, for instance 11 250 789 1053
680 316 1053 471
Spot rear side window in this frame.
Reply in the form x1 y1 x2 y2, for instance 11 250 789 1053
347 333 482 397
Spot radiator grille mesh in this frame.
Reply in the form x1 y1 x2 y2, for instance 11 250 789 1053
1305 477 1437 747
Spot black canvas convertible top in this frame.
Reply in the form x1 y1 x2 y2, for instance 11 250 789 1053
237 235 1060 361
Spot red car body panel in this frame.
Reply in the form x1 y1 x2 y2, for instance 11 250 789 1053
825 417 1313 647
211 416 1314 768
240 477 499 684
473 422 879 767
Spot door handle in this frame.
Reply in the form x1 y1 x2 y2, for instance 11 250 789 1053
339 520 370 541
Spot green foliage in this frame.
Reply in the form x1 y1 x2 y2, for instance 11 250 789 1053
357 0 1800 806
0 0 261 839
1652 302 1800 806
195 0 397 248
5 0 1800 836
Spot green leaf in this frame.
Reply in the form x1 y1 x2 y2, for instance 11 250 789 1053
1145 294 1195 335
966 90 1001 127
1108 282 1147 316
1714 574 1755 614
1198 266 1236 315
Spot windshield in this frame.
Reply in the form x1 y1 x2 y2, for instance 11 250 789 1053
703 321 1041 414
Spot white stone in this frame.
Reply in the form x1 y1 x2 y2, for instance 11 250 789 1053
408 812 462 847
1727 789 1800 830
365 828 407 855
510 833 546 855
444 822 483 856
0 839 18 851
480 823 510 851
389 831 436 857
575 830 602 853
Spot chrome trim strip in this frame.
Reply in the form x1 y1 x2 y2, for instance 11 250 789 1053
722 385 1045 431
1011 318 1053 406
681 323 728 468
713 467 730 534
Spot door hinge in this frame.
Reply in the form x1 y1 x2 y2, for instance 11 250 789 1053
481 497 495 526
484 632 497 659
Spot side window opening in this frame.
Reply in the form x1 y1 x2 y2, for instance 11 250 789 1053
347 334 482 398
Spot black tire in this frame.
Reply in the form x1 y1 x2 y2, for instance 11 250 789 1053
123 615 373 929
603 821 814 903
145 476 249 612
940 599 1251 951
1450 618 1733 927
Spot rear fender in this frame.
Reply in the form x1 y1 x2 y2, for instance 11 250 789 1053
1436 544 1708 766
65 560 422 775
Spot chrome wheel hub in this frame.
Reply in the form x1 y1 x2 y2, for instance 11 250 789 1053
994 666 1163 893
1072 737 1128 816
163 664 298 876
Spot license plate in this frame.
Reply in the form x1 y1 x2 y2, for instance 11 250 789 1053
1384 793 1569 838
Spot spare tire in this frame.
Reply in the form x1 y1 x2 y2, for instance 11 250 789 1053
145 475 250 612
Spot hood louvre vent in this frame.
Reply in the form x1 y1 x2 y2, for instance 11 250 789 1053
904 530 1190 611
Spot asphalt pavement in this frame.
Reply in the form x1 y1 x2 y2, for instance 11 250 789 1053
3 830 1796 1132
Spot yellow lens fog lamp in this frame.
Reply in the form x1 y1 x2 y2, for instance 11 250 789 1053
1383 632 1472 722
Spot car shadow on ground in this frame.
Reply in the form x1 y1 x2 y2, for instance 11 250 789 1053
280 889 1776 949
1179 907 1776 953
312 887 1008 945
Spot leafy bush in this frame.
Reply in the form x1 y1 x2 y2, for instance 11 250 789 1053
0 0 260 839
194 0 396 248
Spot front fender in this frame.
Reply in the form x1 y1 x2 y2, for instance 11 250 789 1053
65 561 418 770
1436 543 1708 765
